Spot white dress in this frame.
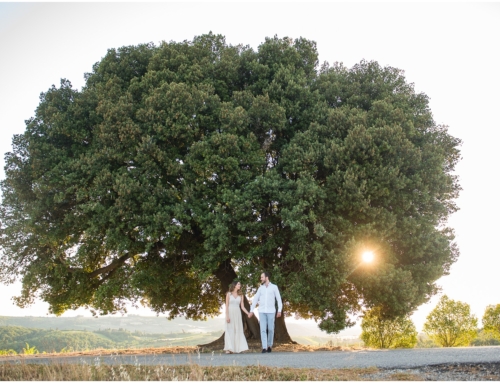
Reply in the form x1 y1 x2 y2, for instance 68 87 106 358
223 294 249 353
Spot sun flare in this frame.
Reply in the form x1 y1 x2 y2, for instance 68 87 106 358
362 251 374 263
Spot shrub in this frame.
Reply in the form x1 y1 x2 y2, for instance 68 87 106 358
22 343 38 355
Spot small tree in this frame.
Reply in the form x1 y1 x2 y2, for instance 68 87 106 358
482 304 500 341
22 343 38 355
423 295 477 347
361 306 417 349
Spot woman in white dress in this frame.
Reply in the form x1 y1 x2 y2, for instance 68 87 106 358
224 281 250 354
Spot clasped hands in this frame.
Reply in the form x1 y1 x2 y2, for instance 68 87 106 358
227 312 281 322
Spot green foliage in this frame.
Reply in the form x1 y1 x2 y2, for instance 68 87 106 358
0 324 37 343
94 329 137 343
416 334 439 348
470 329 500 346
423 295 478 347
0 325 114 353
360 306 417 349
37 330 116 352
482 304 500 340
0 326 45 352
22 342 38 355
0 325 221 353
0 33 461 333
0 349 17 355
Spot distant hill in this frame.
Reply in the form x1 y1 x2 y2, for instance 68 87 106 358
0 324 223 353
0 315 225 334
0 315 361 349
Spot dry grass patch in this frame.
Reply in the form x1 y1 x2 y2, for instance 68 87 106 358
384 372 422 381
0 362 382 381
0 346 200 360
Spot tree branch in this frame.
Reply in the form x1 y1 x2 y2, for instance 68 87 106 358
89 253 134 278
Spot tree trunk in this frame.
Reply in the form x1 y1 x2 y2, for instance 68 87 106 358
274 312 296 344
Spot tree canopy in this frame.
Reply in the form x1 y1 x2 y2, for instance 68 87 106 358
0 33 461 333
423 295 477 347
482 304 500 340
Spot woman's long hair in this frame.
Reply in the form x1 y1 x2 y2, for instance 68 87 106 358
228 280 243 295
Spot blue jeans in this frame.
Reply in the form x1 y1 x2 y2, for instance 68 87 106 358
259 313 275 349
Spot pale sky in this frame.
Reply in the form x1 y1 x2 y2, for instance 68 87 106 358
0 2 499 335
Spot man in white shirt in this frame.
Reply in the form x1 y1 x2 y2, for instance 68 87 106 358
248 271 283 353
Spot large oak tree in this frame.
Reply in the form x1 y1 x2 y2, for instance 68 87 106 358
0 33 461 340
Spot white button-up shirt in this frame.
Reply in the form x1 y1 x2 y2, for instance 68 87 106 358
250 282 283 314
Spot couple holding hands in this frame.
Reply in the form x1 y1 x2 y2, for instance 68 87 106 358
224 272 282 354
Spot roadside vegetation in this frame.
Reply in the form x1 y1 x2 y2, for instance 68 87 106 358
361 298 500 349
0 362 385 381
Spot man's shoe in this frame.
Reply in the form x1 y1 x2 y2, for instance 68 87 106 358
262 349 267 353
267 347 272 353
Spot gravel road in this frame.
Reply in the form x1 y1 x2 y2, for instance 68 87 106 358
2 346 499 370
